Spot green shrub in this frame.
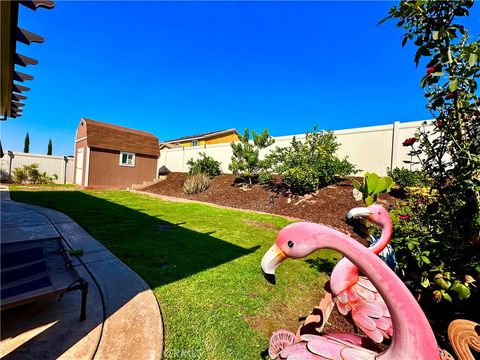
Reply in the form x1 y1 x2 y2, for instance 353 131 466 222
187 152 221 178
387 167 428 189
182 173 211 194
390 195 477 304
352 172 394 206
383 1 480 310
229 128 274 185
12 164 53 184
266 127 357 195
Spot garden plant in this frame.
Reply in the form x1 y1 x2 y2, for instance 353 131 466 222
186 152 222 178
266 126 357 195
382 0 479 338
229 128 274 185
352 172 394 206
12 164 56 184
387 167 429 191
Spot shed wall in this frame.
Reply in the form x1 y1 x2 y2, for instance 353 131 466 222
88 148 157 188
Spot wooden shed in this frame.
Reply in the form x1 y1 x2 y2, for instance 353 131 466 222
74 118 159 189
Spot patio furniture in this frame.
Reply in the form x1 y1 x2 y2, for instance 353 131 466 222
1 237 88 321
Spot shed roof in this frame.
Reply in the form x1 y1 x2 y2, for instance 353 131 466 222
80 118 159 157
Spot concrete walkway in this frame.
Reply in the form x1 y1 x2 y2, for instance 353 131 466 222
0 188 163 359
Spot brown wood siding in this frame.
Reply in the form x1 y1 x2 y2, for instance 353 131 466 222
76 120 87 139
88 148 157 188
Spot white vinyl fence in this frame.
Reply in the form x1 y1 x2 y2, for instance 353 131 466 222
0 151 74 184
158 120 433 176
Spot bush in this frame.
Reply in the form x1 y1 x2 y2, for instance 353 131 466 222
187 153 221 178
390 195 477 304
387 167 428 189
182 173 211 194
229 128 274 185
12 164 53 184
384 1 480 310
266 127 358 195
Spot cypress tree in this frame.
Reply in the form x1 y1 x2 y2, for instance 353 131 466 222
24 132 30 153
47 139 52 155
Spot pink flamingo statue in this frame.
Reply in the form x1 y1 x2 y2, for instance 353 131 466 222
261 221 440 359
298 205 394 343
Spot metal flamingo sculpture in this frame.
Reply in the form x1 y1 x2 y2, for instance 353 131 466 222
298 205 394 343
330 205 394 342
348 206 399 274
261 221 440 359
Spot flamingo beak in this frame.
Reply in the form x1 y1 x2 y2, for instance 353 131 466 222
261 244 287 285
346 207 372 221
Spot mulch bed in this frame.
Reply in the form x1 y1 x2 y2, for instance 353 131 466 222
143 173 399 245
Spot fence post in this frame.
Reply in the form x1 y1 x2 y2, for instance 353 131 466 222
7 151 14 179
63 156 68 184
390 121 400 170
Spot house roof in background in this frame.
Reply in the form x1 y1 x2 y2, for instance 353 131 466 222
81 118 159 156
0 1 55 120
164 128 238 143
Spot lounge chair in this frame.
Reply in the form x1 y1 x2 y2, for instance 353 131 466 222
1 237 88 320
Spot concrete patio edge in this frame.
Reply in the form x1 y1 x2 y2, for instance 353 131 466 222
2 188 164 359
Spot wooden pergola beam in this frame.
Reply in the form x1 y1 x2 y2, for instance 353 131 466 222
1 0 54 119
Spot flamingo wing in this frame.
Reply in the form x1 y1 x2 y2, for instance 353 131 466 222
334 276 393 343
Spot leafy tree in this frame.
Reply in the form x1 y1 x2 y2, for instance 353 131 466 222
23 132 30 153
187 152 221 178
47 139 52 155
383 1 479 305
229 128 274 185
266 127 357 195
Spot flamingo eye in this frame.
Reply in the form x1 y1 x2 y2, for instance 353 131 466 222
378 211 381 214
288 241 294 248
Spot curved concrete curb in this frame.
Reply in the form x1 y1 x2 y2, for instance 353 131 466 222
1 189 164 359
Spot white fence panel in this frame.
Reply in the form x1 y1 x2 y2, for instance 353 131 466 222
157 120 434 177
0 152 74 184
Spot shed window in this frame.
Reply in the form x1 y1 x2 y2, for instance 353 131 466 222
192 140 198 147
119 152 135 167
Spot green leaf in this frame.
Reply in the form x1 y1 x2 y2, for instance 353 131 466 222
407 242 415 251
365 195 374 206
449 79 458 92
421 278 430 288
442 292 452 302
432 31 439 40
421 256 431 264
450 282 471 299
469 53 478 67
352 179 362 191
431 72 444 77
435 278 451 290
365 173 379 195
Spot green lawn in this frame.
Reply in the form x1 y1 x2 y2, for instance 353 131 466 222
10 186 338 359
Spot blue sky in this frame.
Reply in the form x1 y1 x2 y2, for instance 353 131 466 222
2 1 480 155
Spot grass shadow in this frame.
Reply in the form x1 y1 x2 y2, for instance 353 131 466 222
3 189 261 358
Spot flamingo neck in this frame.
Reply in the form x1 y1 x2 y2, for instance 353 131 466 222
312 226 439 360
369 216 393 255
